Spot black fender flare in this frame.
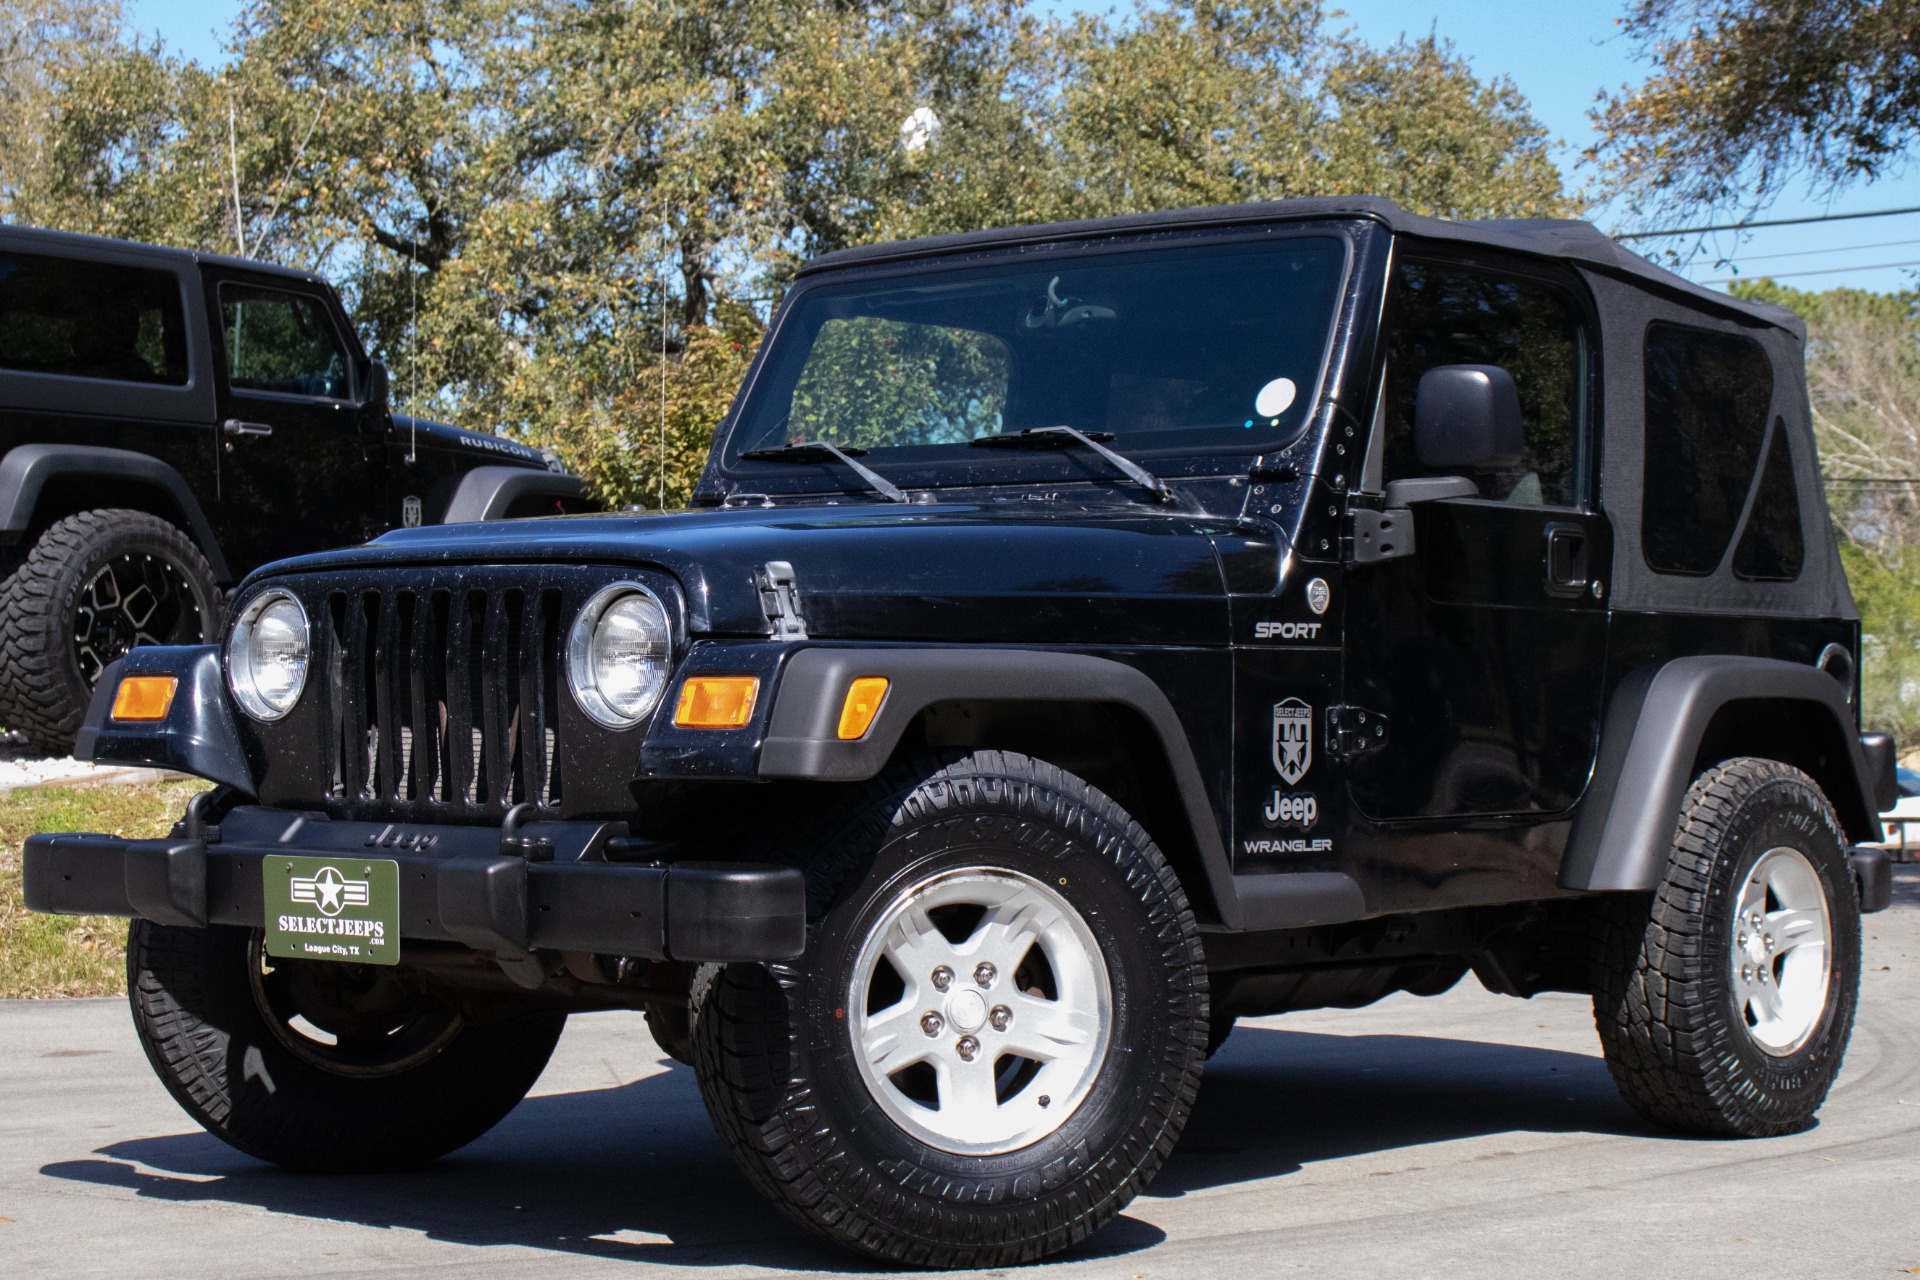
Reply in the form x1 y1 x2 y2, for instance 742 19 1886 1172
759 646 1366 931
0 444 231 582
441 466 585 524
1560 655 1883 893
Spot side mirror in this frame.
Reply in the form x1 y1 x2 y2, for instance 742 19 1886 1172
1414 364 1523 472
364 359 391 412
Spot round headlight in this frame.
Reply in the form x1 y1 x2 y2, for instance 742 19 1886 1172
228 590 310 721
566 584 671 728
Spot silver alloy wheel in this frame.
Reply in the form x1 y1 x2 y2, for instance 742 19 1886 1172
1730 846 1833 1056
848 867 1113 1155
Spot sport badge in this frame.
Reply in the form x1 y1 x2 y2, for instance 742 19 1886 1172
1271 697 1312 785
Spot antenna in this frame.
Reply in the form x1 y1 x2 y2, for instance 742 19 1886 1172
660 222 669 511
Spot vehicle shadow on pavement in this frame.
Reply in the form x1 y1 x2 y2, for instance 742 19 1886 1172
1154 1024 1642 1197
36 1027 1635 1268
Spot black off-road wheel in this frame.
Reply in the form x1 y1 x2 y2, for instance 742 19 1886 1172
0 509 221 754
690 750 1209 1268
128 921 566 1172
1591 757 1862 1137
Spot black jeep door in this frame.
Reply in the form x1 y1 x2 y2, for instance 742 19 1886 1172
1341 253 1610 822
207 274 382 570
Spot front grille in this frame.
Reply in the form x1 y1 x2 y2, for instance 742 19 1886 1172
321 585 564 821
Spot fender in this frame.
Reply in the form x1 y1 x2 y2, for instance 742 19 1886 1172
1560 656 1881 893
0 444 231 582
72 645 253 795
760 646 1366 931
441 466 586 524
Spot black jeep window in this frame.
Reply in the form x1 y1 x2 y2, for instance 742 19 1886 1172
728 236 1347 467
0 250 188 385
1380 260 1588 506
1641 323 1774 575
1731 419 1805 581
221 285 352 399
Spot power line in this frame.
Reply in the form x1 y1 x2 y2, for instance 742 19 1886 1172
1699 256 1920 285
1617 204 1920 241
1712 235 1920 266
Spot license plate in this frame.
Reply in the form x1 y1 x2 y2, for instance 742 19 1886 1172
263 856 401 966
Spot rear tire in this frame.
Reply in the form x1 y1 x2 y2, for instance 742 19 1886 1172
0 509 221 754
128 921 565 1172
1591 757 1861 1137
690 750 1208 1267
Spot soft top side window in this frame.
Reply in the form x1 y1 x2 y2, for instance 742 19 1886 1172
220 284 353 400
0 250 189 385
1641 322 1777 577
1380 258 1589 506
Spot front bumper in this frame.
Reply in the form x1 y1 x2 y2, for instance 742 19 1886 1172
23 806 805 963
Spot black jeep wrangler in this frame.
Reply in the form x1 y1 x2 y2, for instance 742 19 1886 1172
24 198 1900 1268
0 224 587 753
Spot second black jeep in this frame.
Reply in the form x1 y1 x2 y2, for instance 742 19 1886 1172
24 197 1899 1268
0 224 590 752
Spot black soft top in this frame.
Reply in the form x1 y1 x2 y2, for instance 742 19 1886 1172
801 196 1800 340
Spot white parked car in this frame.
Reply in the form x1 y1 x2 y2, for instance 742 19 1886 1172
1876 766 1920 861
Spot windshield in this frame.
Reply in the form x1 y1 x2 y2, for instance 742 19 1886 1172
725 233 1348 483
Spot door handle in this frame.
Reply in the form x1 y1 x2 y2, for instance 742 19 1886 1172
1543 522 1588 597
222 419 273 438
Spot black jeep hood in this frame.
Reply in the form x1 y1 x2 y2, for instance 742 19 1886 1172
390 413 548 469
261 499 1243 647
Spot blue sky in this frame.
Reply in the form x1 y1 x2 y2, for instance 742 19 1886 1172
127 0 1920 296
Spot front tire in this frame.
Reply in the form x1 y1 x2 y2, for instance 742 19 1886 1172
128 921 566 1172
690 751 1208 1267
0 509 221 754
1591 757 1861 1137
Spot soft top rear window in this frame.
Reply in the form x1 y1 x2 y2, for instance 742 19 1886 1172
1641 322 1775 576
0 250 189 385
725 235 1348 478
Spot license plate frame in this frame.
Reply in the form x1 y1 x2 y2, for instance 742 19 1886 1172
263 855 401 966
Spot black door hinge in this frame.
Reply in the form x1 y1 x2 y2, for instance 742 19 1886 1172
1326 704 1389 760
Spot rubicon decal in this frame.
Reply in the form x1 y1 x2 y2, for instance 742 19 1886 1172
1272 698 1312 785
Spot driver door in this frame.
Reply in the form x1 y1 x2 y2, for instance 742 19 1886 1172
207 274 383 569
1341 253 1611 824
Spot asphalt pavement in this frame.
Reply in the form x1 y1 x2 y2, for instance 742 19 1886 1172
5 867 1918 1279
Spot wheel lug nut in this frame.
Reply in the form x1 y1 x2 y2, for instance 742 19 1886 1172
931 966 953 991
989 1005 1011 1031
921 1012 944 1037
956 1035 979 1061
973 962 996 987
1741 964 1751 980
1738 932 1748 946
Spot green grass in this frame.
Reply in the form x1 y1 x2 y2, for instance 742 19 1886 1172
0 778 205 998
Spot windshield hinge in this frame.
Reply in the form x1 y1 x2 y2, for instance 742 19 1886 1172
757 560 808 641
1326 705 1389 761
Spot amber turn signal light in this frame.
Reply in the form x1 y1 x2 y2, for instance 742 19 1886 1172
110 675 178 722
837 676 889 740
674 676 759 728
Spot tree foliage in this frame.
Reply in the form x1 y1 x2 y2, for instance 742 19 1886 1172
2 0 1571 509
1593 0 1920 218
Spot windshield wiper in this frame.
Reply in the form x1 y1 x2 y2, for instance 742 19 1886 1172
970 426 1173 503
739 440 908 503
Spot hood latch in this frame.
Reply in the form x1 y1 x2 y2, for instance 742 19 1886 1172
757 560 808 641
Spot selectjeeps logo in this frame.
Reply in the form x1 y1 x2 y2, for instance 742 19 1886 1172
265 856 401 966
290 865 370 917
1272 698 1312 785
